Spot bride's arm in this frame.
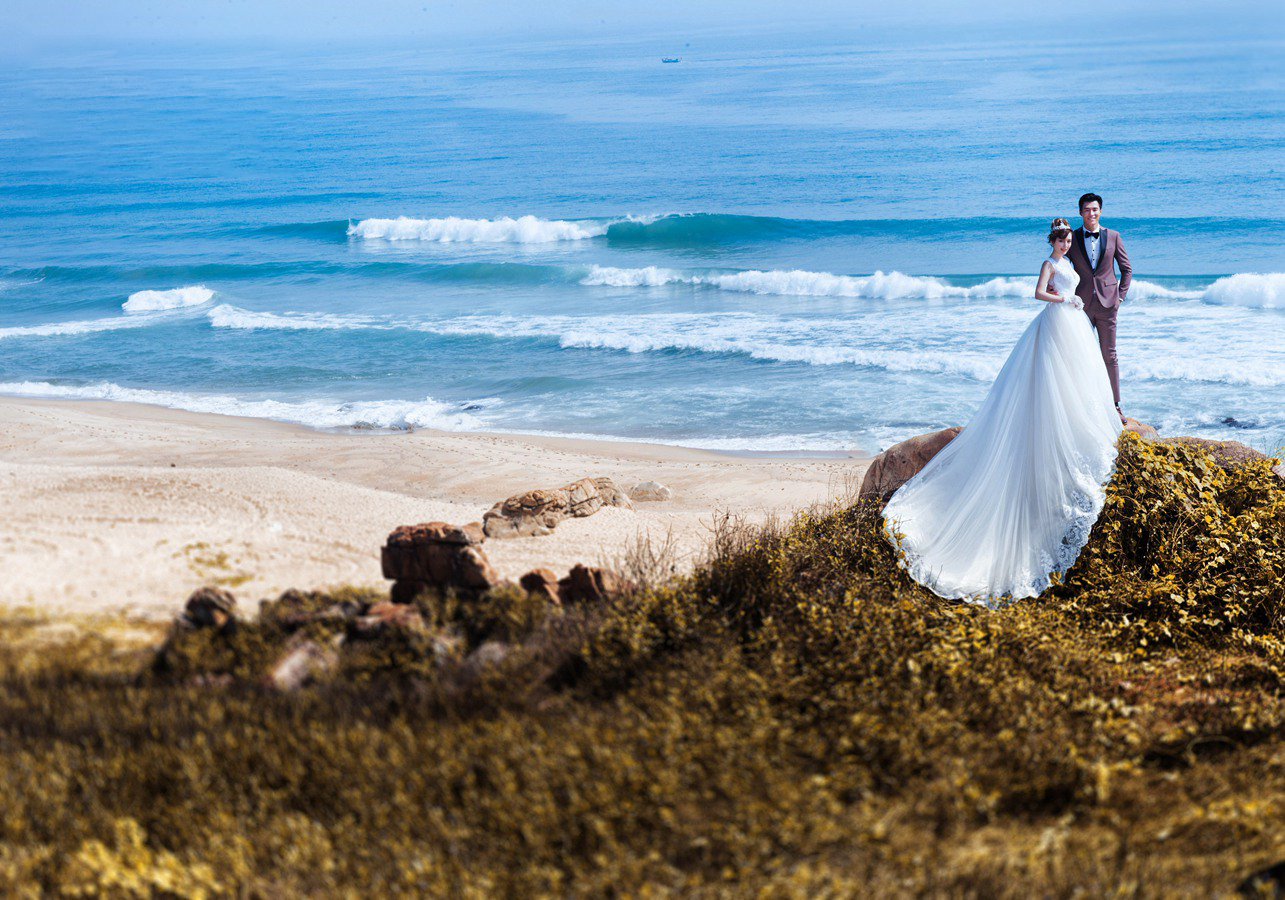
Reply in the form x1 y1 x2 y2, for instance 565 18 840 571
1035 262 1063 303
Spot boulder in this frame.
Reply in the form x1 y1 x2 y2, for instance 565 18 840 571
859 427 962 499
1159 437 1270 471
594 477 635 510
558 564 635 605
382 522 498 599
1123 417 1158 440
180 586 236 630
629 480 674 502
483 477 632 538
519 568 562 605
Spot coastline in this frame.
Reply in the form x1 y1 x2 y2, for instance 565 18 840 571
0 396 870 620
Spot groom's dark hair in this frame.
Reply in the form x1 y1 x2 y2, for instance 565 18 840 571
1079 192 1104 210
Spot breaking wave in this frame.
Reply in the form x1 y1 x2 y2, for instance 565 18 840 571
123 285 215 312
0 380 484 431
348 215 619 243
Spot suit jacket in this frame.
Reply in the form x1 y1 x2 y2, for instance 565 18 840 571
1068 226 1131 309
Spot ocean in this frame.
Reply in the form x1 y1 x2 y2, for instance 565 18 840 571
3 30 1283 455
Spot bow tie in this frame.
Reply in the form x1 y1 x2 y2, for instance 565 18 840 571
1085 231 1101 239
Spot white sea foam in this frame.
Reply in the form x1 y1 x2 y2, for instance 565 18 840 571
123 285 215 312
581 266 1036 299
1202 273 1285 309
425 313 1006 380
207 304 381 331
0 381 483 431
579 265 685 287
0 316 158 340
578 266 1241 305
349 215 611 243
1126 281 1203 301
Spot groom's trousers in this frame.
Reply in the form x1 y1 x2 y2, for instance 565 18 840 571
1083 300 1120 407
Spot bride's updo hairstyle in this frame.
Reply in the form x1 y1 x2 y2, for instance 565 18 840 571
1047 217 1072 245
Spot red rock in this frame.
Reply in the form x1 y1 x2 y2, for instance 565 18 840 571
519 568 561 604
454 545 498 590
558 564 635 605
859 427 962 499
382 522 499 596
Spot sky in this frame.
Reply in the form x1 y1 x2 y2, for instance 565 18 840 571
5 0 1281 50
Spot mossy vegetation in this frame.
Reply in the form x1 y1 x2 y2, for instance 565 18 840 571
3 433 1285 896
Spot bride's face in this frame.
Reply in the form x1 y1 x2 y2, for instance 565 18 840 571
1054 233 1072 255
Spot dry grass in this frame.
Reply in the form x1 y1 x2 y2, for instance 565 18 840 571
2 433 1285 896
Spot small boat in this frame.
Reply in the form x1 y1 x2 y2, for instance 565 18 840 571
661 57 681 64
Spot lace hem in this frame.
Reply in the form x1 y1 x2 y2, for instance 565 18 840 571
885 445 1117 610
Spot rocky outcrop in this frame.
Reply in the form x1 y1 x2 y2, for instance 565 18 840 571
558 564 635 605
519 568 561 605
483 477 633 539
1159 437 1272 472
381 521 497 600
629 480 674 502
1123 417 1158 440
179 586 237 631
859 427 962 499
517 563 634 605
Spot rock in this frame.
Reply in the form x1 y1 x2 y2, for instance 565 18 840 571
558 564 635 605
564 477 605 517
265 635 340 692
1122 417 1158 440
1159 437 1269 471
629 480 674 502
1274 462 1284 483
382 522 499 598
350 600 425 638
594 477 635 510
483 477 632 538
519 568 562 604
859 427 962 499
453 545 498 590
180 586 236 630
483 488 568 538
412 521 485 545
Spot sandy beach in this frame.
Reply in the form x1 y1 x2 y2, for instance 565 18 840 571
0 398 870 620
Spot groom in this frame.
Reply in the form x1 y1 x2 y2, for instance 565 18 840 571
1067 192 1131 424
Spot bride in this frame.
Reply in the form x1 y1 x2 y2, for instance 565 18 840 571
882 218 1123 607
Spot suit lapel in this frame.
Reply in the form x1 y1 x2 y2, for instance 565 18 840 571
1092 228 1108 274
1075 227 1089 270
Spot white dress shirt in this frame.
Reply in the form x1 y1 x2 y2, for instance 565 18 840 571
1085 229 1102 269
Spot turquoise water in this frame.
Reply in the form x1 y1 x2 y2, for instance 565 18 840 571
2 33 1283 453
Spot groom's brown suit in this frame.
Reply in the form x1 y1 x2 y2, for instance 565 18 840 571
1068 226 1131 407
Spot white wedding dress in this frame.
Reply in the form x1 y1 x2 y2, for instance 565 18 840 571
882 255 1123 607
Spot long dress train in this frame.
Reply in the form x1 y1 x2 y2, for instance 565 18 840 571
882 255 1123 607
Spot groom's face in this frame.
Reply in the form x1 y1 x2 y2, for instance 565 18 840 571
1080 201 1101 231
